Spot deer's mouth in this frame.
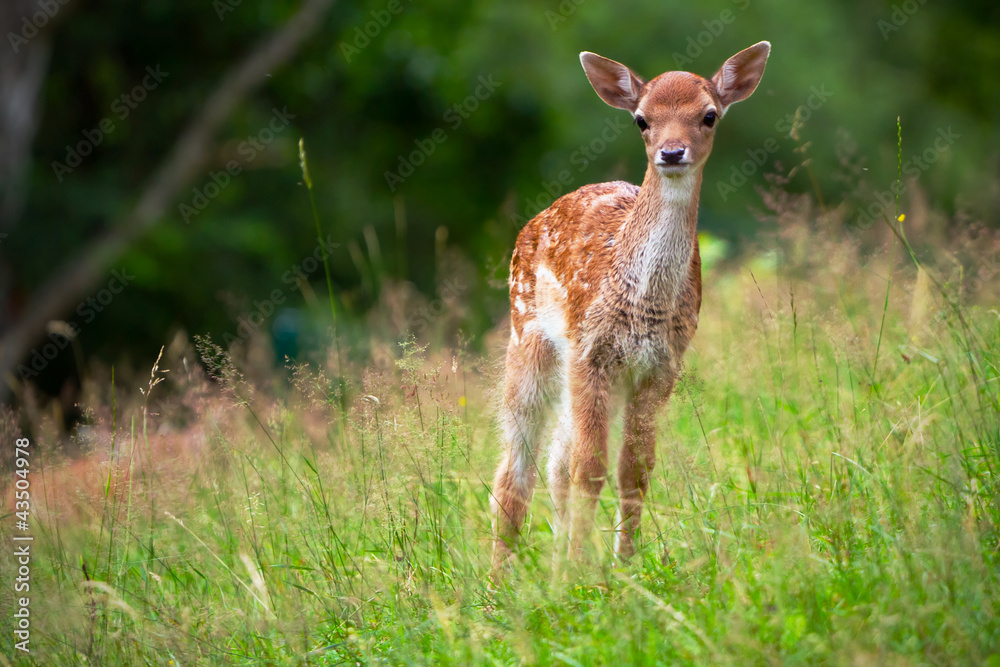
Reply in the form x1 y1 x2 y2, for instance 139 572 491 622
654 162 692 176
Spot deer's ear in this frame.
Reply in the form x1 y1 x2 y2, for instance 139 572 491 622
712 41 770 115
580 52 646 112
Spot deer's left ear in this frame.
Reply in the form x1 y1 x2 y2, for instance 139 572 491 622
712 41 770 116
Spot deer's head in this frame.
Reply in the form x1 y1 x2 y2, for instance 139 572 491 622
580 42 770 178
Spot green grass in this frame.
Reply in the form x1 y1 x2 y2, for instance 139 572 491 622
3 210 1000 665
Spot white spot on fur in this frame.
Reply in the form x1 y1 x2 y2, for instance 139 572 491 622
591 193 618 209
533 265 569 355
515 297 526 314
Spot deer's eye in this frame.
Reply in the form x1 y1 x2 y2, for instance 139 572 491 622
703 111 717 128
634 115 649 132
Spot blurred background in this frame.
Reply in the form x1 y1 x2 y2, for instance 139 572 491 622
1 0 998 409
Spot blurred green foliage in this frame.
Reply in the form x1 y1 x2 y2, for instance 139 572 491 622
8 0 1000 381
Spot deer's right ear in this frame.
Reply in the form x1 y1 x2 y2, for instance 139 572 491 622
580 52 645 112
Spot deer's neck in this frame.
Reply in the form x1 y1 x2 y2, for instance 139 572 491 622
613 165 701 307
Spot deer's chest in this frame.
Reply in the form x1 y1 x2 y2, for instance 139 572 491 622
584 300 675 374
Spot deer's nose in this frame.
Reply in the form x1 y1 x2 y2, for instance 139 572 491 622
658 148 687 165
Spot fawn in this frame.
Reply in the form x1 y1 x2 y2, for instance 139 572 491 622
491 42 770 572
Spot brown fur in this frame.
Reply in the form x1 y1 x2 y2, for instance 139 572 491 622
491 43 770 572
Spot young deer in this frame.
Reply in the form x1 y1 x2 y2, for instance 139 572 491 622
491 42 770 571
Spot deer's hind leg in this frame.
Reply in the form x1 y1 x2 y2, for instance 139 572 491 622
491 330 558 572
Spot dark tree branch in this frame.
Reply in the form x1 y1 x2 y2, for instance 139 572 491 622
0 0 69 233
0 0 69 334
0 0 334 399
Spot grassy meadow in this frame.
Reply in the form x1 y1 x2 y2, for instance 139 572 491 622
2 182 1000 666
